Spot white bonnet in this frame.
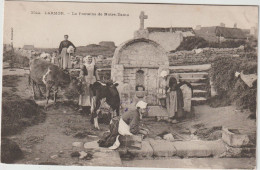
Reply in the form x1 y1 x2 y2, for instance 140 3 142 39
160 70 168 78
136 100 147 109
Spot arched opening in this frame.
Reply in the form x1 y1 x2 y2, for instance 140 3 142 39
136 69 145 91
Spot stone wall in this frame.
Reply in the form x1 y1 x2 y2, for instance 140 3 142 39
168 47 246 66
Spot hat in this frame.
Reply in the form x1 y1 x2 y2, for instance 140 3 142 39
160 70 168 78
136 101 147 109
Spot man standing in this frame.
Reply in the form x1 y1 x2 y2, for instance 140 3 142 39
58 35 76 69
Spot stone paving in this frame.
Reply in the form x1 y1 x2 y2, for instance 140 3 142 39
81 137 255 166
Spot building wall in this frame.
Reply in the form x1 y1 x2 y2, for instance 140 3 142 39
148 32 183 51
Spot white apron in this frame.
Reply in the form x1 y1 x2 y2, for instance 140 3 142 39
109 118 133 150
79 64 96 106
180 84 192 112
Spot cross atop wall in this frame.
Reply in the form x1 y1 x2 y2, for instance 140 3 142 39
139 11 148 30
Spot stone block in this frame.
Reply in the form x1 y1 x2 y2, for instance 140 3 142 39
127 141 154 158
172 140 226 158
72 142 83 148
119 135 142 150
149 139 176 157
222 127 250 147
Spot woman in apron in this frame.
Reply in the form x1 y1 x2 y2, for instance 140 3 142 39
166 77 184 121
78 55 99 114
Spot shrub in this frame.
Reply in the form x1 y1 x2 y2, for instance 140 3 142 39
3 50 30 68
209 56 257 115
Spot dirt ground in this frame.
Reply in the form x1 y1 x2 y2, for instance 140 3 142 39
1 69 256 165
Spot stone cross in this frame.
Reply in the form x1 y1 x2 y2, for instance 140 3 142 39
139 11 148 30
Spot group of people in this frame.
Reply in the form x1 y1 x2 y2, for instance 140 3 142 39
56 34 192 150
158 70 193 122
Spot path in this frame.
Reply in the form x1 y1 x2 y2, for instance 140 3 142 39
122 158 256 169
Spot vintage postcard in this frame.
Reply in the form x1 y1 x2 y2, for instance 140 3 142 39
1 1 258 169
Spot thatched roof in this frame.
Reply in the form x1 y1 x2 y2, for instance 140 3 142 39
23 45 34 50
215 27 247 39
147 27 195 34
195 26 247 39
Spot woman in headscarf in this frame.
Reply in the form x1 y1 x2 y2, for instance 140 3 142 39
78 55 99 114
166 77 184 121
98 101 149 149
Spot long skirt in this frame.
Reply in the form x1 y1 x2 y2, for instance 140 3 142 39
60 48 72 69
166 91 177 118
79 83 92 107
166 90 184 119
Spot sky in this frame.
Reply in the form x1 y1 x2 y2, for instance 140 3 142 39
3 1 259 48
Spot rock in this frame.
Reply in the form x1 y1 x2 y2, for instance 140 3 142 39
70 151 80 157
72 142 83 148
79 151 88 159
155 136 162 140
171 120 178 124
149 139 176 157
163 133 175 142
222 127 250 147
84 140 99 150
59 151 64 154
50 155 58 159
35 158 40 161
119 135 142 149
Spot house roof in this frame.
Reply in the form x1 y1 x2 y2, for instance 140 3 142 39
147 27 195 34
195 26 247 39
215 27 247 39
23 45 34 50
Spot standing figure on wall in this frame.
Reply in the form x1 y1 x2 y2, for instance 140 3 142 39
78 55 99 115
58 34 76 69
166 77 184 121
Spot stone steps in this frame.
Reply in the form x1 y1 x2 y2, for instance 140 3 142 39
191 97 207 105
179 77 208 83
169 64 212 105
193 89 208 98
176 72 209 79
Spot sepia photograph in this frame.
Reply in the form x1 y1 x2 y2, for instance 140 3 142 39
0 1 258 169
